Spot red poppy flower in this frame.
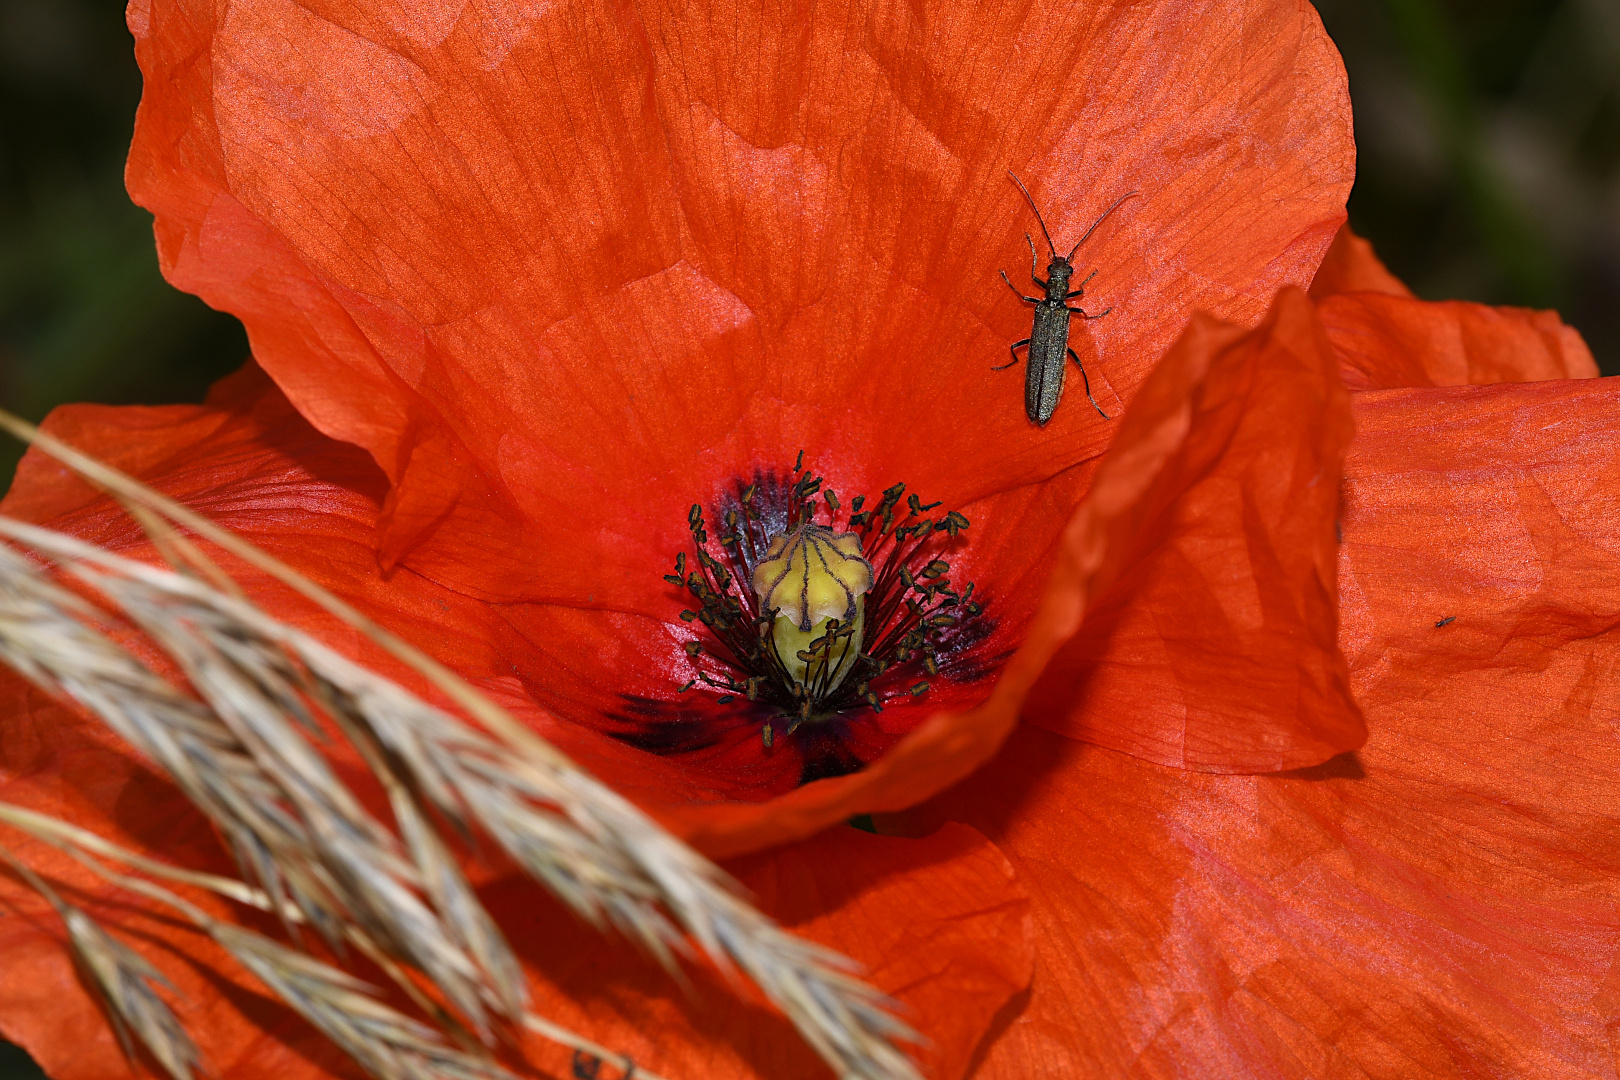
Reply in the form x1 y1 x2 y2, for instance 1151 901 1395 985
8 0 1613 1077
101 0 1358 863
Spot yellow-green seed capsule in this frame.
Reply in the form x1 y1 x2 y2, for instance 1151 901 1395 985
751 524 873 693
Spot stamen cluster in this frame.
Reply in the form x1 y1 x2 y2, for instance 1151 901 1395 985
667 454 983 748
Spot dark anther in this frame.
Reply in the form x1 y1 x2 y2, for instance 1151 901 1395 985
907 493 943 515
665 454 986 754
791 472 817 502
794 450 805 471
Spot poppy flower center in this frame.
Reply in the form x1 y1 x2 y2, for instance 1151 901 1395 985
670 454 983 749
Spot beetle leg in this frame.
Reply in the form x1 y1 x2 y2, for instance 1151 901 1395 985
1073 305 1113 319
1000 271 1039 303
1026 233 1041 283
1067 348 1110 419
994 340 1030 370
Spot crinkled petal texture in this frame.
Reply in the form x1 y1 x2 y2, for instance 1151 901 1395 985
1321 294 1598 390
0 370 1033 1080
887 373 1620 1077
127 0 1354 610
1308 225 1598 390
1024 287 1365 772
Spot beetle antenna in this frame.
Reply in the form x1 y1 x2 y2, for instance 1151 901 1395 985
1067 190 1140 260
1007 171 1059 260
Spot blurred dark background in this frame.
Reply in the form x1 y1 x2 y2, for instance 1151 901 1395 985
0 0 1616 1075
0 0 247 493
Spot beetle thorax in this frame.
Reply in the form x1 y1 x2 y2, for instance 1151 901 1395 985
1047 259 1075 292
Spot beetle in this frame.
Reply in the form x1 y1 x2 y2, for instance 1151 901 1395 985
996 171 1137 425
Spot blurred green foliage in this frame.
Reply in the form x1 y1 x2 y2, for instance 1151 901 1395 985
0 0 1614 1076
0 0 247 491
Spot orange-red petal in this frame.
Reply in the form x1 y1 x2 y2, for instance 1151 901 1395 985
886 375 1620 1075
1021 287 1365 772
498 823 1032 1080
1321 292 1599 390
1306 223 1413 299
1305 224 1599 390
126 0 1354 609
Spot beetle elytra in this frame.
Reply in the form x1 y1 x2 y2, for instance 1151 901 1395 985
996 170 1136 425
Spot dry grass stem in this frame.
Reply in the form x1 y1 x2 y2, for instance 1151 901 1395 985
58 843 520 1080
0 843 200 1080
0 406 924 1080
0 801 670 1079
0 797 272 911
0 534 620 1077
0 522 522 1038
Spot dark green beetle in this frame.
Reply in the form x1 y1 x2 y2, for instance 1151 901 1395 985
996 171 1136 425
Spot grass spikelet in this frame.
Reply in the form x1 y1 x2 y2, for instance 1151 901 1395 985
208 921 517 1080
0 522 520 1036
61 909 203 1080
0 845 200 1080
